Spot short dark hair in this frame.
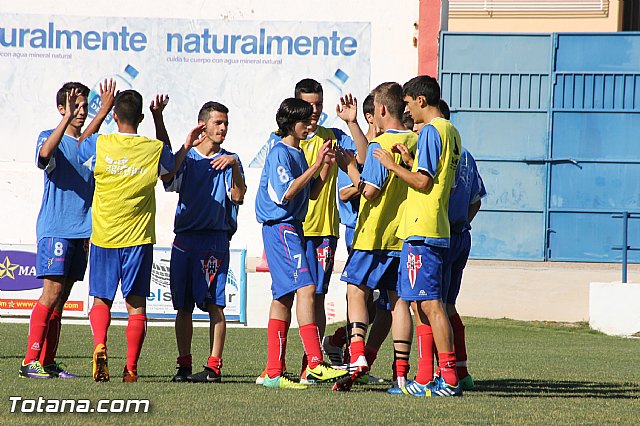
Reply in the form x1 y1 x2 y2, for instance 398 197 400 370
198 101 229 122
362 94 374 119
294 78 323 98
439 99 451 120
402 111 414 130
56 82 89 107
276 98 313 137
371 82 405 120
402 75 440 107
113 90 143 125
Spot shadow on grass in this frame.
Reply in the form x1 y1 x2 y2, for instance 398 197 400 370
477 379 640 399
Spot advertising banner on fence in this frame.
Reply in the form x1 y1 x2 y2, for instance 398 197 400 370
111 248 247 324
0 14 371 167
0 245 89 317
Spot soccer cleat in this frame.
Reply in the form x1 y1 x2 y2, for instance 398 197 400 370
255 368 268 385
306 361 349 384
322 336 344 366
263 375 308 390
356 373 386 385
92 344 109 382
171 366 192 382
19 360 53 379
459 374 475 390
122 369 138 383
398 379 438 397
332 356 369 392
428 377 463 397
387 376 408 394
187 366 221 383
43 362 79 379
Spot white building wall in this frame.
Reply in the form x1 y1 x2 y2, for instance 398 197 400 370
0 0 418 260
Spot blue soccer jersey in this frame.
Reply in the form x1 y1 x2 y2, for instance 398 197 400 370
255 141 311 224
165 147 244 236
35 130 94 240
448 148 487 233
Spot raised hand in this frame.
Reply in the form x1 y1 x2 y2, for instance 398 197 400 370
99 78 116 113
315 140 336 167
372 147 396 170
391 143 414 168
335 146 357 172
336 93 358 123
150 94 169 116
211 154 238 170
185 124 206 150
65 88 81 118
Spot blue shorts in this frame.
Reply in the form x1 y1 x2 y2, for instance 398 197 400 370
170 232 229 311
305 236 337 295
36 237 89 281
345 226 355 252
442 231 471 305
341 249 399 296
263 222 315 299
398 241 446 301
89 244 153 301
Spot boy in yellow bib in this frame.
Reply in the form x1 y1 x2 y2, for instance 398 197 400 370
78 88 176 383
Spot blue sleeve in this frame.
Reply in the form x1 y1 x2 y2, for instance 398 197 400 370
416 125 442 177
266 147 295 205
360 142 388 190
35 131 53 171
470 159 487 204
337 168 353 190
78 134 99 172
163 156 188 193
225 154 246 203
332 128 355 152
158 144 176 175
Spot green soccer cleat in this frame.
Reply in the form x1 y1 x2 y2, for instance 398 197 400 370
263 375 308 390
458 374 475 390
19 360 53 379
306 361 349 383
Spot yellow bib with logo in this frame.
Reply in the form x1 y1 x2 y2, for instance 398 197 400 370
353 130 418 251
397 118 461 240
91 133 164 248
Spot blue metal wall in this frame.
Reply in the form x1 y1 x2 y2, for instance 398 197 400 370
440 32 640 262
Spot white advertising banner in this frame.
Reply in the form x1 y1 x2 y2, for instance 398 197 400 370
0 245 90 317
111 248 247 324
0 14 371 167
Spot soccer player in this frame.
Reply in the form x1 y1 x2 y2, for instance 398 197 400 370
164 101 246 383
439 100 486 390
255 97 347 390
20 82 94 379
78 87 176 383
374 76 463 397
332 82 417 391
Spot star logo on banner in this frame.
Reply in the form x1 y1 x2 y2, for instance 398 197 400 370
0 256 19 279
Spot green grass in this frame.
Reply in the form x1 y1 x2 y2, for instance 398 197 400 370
1 318 638 425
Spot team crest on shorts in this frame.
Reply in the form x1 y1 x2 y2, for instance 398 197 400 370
316 246 332 271
201 256 222 285
407 253 423 289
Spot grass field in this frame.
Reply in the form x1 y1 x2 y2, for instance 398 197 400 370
1 317 639 425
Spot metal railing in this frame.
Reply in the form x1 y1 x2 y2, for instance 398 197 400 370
449 0 609 16
612 212 640 283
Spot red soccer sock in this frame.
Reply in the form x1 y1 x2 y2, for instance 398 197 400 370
364 344 378 367
282 321 290 372
415 324 435 384
394 359 410 380
349 340 366 364
330 326 348 348
450 314 469 378
438 351 459 387
89 304 111 348
177 354 192 368
24 302 54 364
267 318 288 378
125 314 147 374
207 356 223 374
299 323 323 369
39 309 62 366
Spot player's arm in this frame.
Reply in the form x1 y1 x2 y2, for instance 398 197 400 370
336 94 367 165
336 146 380 201
286 141 334 201
468 199 481 224
310 158 336 200
150 94 171 147
392 143 414 169
212 155 247 204
79 79 115 145
339 186 360 202
161 124 205 184
39 89 82 163
373 148 433 192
